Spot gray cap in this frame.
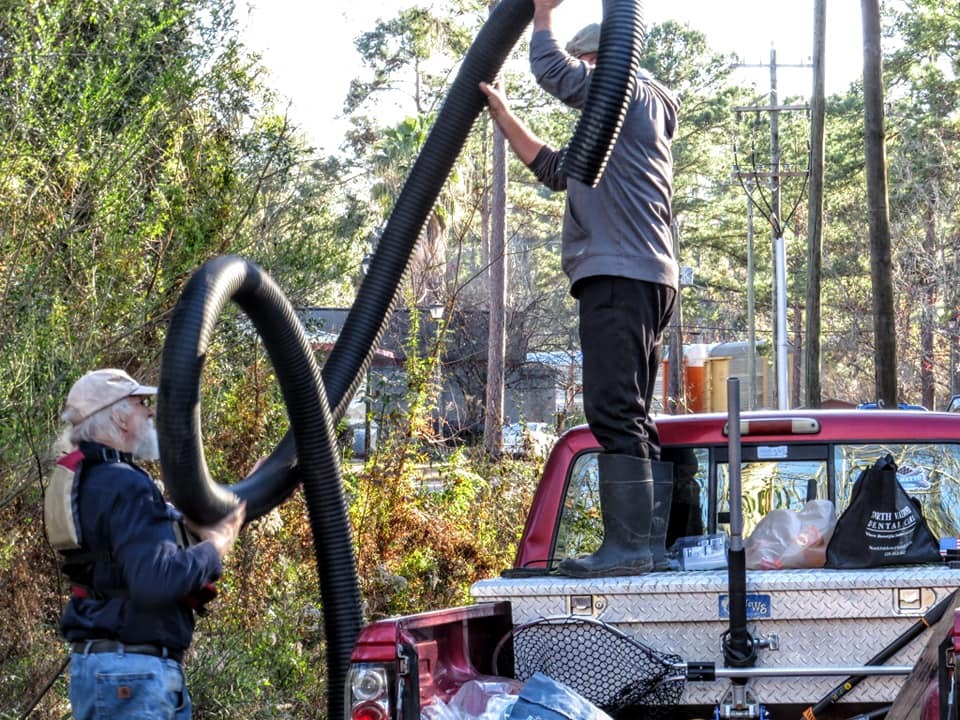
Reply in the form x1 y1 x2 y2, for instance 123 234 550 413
565 23 601 57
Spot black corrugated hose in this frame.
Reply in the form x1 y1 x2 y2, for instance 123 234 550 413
158 257 361 720
561 0 646 186
198 0 540 524
219 0 648 524
156 1 645 717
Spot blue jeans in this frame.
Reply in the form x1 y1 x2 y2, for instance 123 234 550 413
70 646 191 720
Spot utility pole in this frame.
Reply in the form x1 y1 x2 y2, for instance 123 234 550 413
733 48 809 410
483 86 507 455
482 0 507 454
804 0 826 408
861 0 897 408
668 221 684 414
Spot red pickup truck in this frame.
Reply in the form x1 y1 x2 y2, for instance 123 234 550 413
346 409 960 720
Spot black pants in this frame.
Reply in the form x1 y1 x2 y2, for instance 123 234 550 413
576 276 676 459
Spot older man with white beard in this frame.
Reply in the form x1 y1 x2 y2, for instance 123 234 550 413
55 368 245 720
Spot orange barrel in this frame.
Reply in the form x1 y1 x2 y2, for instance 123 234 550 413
683 344 710 413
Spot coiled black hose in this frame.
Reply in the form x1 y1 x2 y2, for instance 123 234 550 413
561 0 646 186
158 256 361 720
156 1 645 716
219 0 647 524
185 0 537 525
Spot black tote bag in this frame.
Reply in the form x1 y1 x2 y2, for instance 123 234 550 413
826 454 940 568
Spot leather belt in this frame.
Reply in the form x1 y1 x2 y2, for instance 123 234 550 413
71 639 184 664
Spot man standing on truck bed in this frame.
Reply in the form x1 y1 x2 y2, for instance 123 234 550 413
480 0 679 576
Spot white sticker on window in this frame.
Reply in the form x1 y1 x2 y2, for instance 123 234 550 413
897 465 932 492
757 446 788 459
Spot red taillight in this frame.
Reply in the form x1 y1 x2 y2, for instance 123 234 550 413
348 664 392 720
352 701 388 720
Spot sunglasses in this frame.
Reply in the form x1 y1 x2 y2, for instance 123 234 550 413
133 396 153 408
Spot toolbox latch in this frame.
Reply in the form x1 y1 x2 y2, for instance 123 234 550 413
568 594 605 616
894 587 937 615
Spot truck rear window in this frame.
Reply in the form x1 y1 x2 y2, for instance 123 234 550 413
554 442 960 563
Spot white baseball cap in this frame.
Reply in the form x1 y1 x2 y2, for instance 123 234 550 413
62 368 157 425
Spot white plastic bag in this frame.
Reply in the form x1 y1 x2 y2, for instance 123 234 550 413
421 678 522 720
745 499 837 570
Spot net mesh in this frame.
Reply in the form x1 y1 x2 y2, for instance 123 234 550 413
494 616 685 715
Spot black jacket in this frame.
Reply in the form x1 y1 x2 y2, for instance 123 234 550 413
60 442 222 650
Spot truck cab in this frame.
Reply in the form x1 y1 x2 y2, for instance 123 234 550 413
516 410 960 570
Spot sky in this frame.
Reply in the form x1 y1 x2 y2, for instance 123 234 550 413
236 0 865 152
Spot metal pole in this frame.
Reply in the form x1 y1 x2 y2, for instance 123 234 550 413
723 378 754 673
727 378 743 544
770 48 788 410
683 664 914 681
775 234 789 410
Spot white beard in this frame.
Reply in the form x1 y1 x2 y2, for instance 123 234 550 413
133 419 160 462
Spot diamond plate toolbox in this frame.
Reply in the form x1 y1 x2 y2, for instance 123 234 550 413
471 566 960 707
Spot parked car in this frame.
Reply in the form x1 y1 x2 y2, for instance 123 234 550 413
501 421 557 457
857 400 928 410
947 394 960 413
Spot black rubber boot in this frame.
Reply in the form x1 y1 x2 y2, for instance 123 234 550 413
650 461 674 571
557 454 654 578
667 478 705 550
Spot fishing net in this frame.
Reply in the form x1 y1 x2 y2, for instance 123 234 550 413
493 616 685 715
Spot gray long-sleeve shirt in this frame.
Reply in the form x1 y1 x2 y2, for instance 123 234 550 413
527 29 680 294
